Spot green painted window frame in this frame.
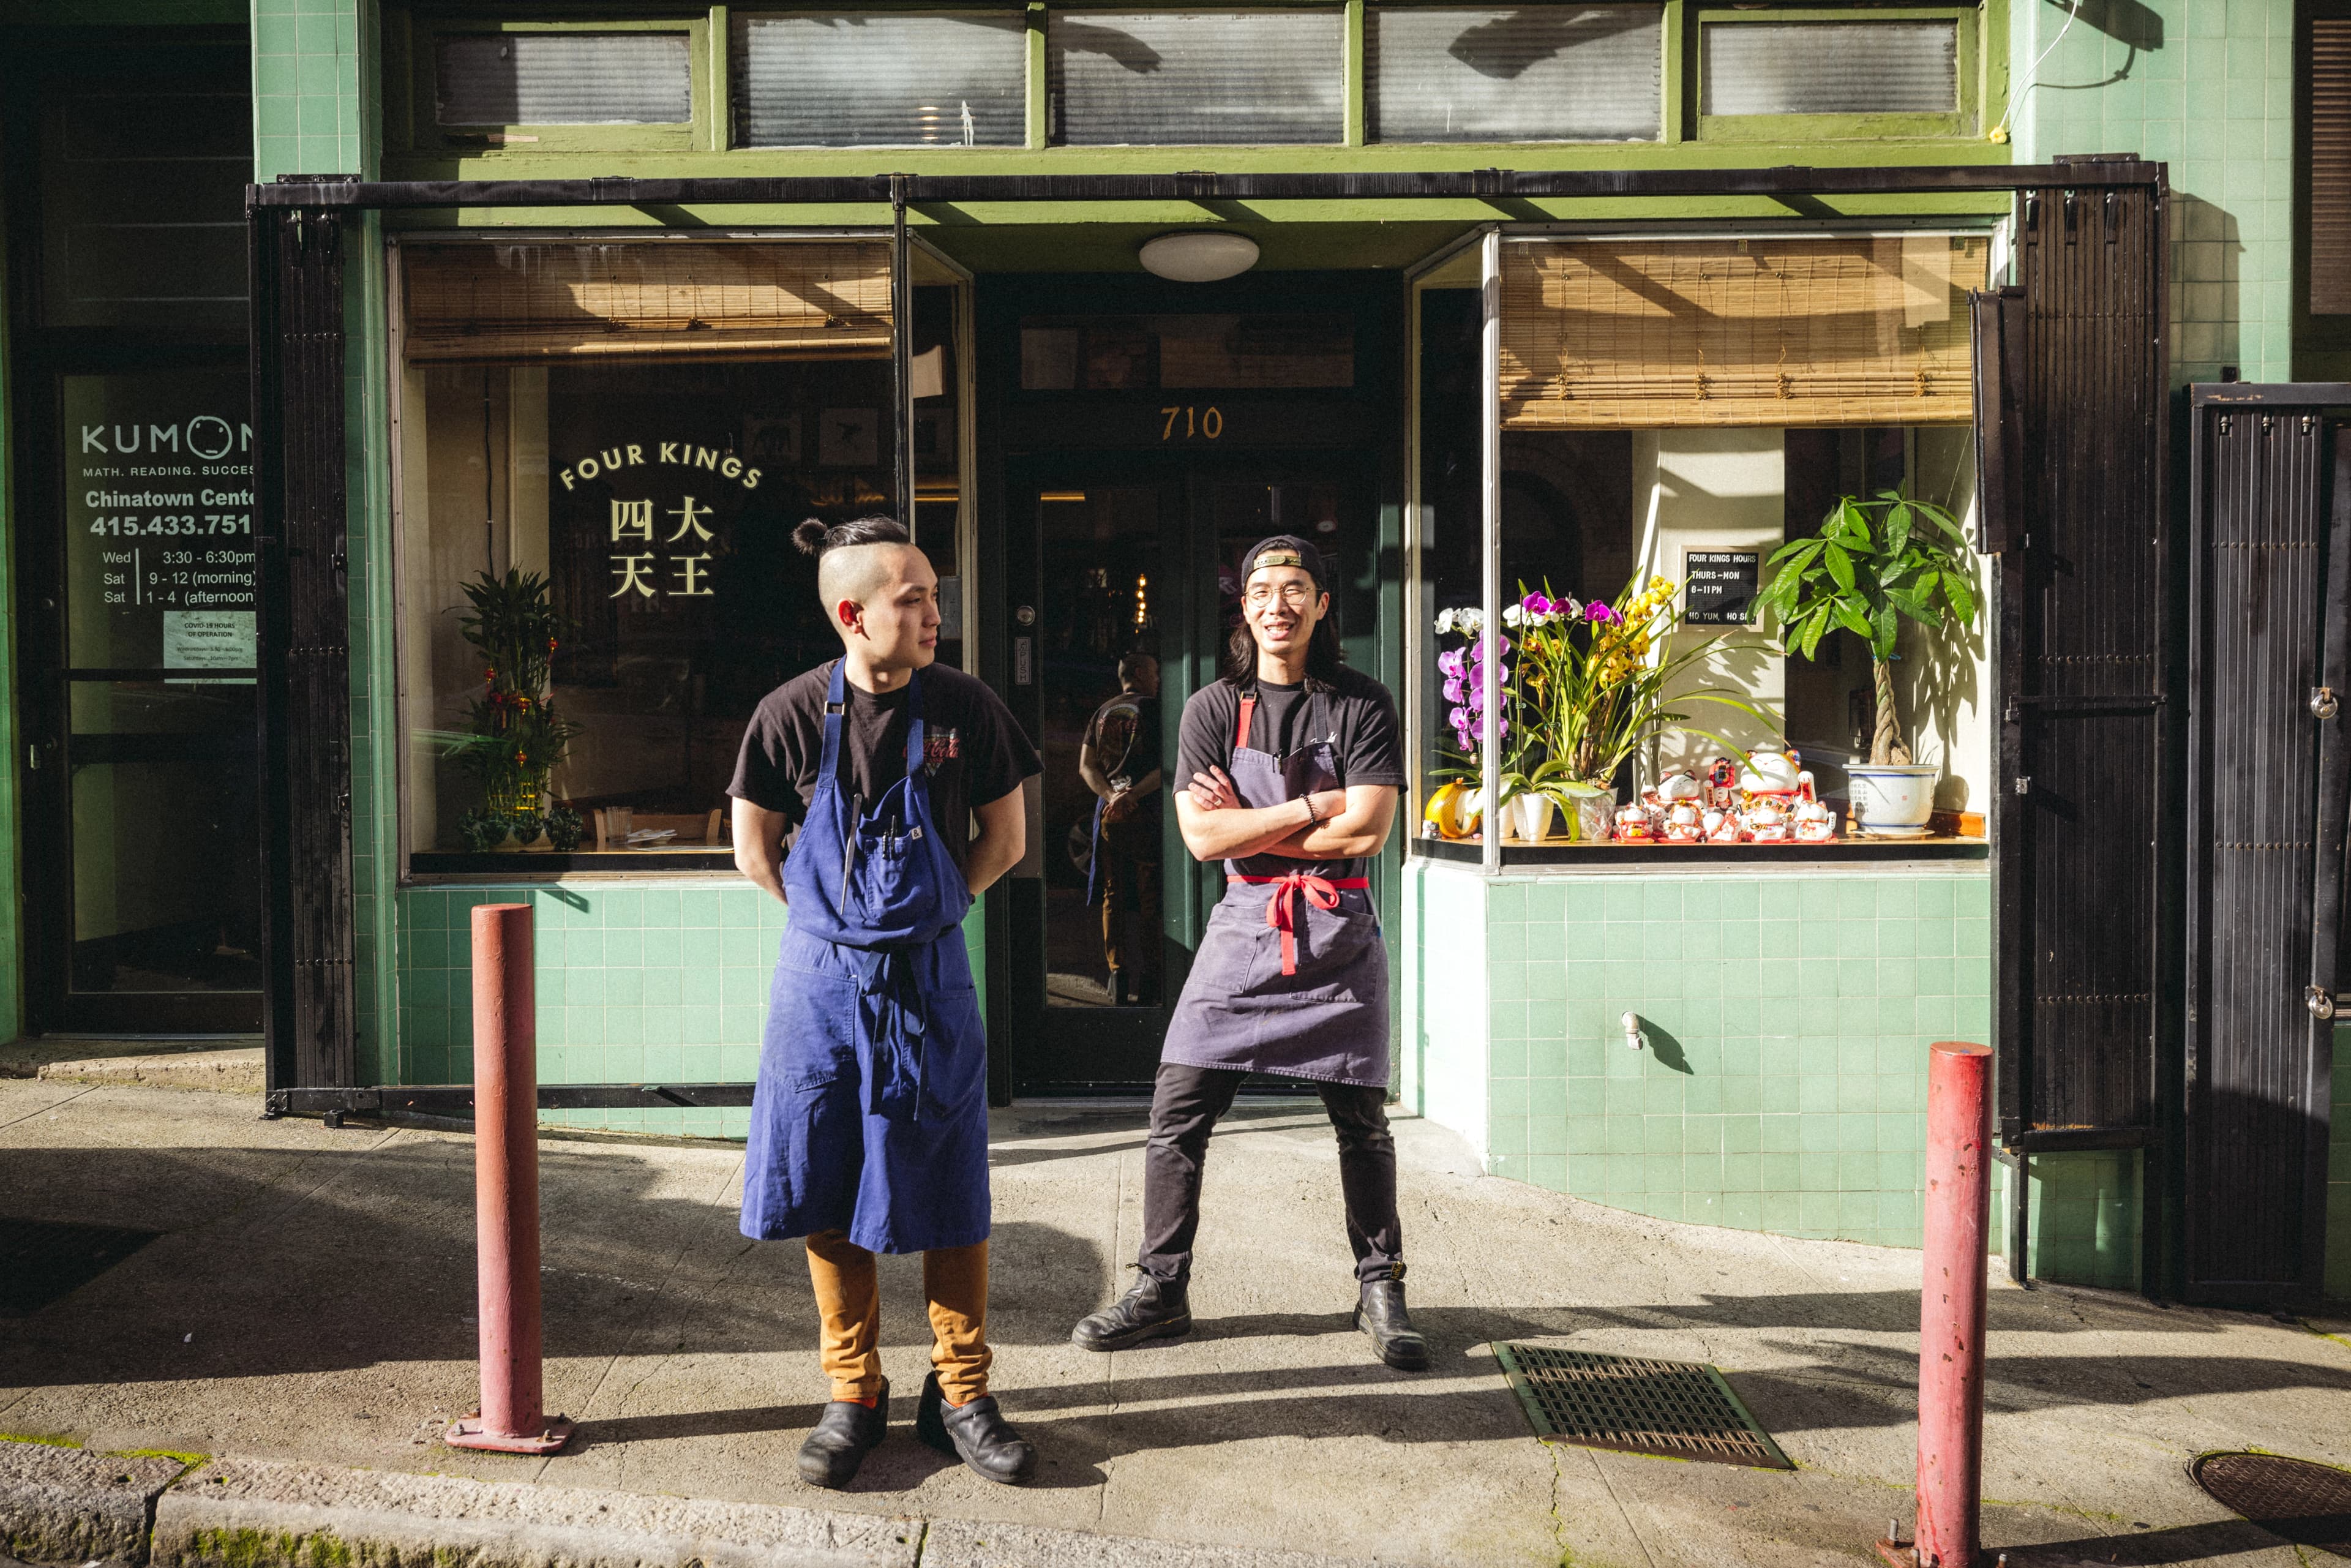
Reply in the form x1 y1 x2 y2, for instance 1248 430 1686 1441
1689 5 1978 143
382 0 1999 160
405 16 718 154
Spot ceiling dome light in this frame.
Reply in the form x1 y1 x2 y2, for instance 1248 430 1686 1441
1139 231 1261 282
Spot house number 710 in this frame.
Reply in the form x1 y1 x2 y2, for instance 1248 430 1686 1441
1160 405 1224 441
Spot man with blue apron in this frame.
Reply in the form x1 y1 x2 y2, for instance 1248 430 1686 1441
730 516 1042 1488
1070 535 1427 1372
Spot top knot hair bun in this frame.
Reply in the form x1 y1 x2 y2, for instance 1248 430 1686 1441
794 515 912 559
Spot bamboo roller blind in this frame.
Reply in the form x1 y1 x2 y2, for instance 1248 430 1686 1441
1500 236 1990 429
400 241 893 362
2309 20 2351 317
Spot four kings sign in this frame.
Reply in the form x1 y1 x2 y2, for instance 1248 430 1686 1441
549 366 892 691
63 369 256 680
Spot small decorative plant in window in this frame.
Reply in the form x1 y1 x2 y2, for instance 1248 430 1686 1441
1427 576 1771 842
1756 491 1978 836
443 569 578 852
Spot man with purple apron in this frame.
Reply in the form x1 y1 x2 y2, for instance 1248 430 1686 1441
1071 535 1426 1372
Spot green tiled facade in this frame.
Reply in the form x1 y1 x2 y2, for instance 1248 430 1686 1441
1408 863 1994 1250
392 887 988 1136
2013 0 2298 385
252 0 370 183
396 883 782 1138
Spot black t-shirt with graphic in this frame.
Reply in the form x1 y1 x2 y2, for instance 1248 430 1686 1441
728 659 1040 884
1174 667 1405 880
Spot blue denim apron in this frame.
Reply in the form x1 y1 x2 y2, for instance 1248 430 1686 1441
740 661 989 1255
1161 688 1390 1089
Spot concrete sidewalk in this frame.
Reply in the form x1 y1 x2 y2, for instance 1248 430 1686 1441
1 1077 2347 1568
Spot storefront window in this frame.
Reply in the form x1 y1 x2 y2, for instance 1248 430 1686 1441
1411 231 1995 862
392 237 964 869
1366 6 1663 144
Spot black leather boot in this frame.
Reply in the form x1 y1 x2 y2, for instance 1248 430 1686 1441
916 1371 1037 1485
797 1377 888 1488
1354 1277 1430 1371
1070 1272 1192 1351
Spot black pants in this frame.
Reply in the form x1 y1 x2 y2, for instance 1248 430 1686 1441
1137 1061 1404 1286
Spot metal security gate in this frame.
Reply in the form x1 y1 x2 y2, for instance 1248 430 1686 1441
249 200 357 1093
2183 384 2350 1309
1982 167 2175 1293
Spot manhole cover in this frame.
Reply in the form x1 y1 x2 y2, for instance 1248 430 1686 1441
1491 1343 1791 1469
0 1218 162 1316
2192 1452 2351 1558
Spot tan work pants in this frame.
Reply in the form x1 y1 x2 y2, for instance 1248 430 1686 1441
804 1229 991 1405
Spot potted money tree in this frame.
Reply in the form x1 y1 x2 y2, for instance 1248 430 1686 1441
1754 491 1978 835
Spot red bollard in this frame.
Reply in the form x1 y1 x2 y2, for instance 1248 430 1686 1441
1880 1040 1992 1568
444 903 575 1455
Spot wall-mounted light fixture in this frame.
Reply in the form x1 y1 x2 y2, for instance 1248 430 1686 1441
1139 230 1260 282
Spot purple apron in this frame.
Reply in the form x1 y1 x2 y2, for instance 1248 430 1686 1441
1161 688 1390 1089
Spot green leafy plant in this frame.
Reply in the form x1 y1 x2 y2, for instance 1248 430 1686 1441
456 808 509 855
1755 492 1979 766
440 569 579 839
544 803 586 853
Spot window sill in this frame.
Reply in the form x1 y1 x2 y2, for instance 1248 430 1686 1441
1411 835 1987 869
408 850 739 879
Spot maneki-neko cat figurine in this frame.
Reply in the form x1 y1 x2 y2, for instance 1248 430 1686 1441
1744 796 1793 843
1792 771 1838 844
1701 806 1741 844
1614 799 1657 841
1704 756 1739 814
1657 769 1706 843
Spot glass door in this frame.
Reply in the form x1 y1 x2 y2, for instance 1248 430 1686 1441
1005 451 1375 1093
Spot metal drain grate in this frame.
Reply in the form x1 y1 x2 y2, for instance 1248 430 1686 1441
1491 1343 1791 1469
0 1218 162 1316
2193 1452 2351 1558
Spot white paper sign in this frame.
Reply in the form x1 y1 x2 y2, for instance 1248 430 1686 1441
163 609 255 685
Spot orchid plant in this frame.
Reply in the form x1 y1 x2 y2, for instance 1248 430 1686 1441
1432 574 1777 836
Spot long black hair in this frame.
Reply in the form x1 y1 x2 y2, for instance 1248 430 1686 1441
1221 598 1347 692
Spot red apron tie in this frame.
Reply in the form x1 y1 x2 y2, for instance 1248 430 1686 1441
1228 871 1370 976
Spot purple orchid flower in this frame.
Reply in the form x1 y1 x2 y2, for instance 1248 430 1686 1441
1521 590 1553 618
1436 647 1467 679
1442 674 1465 704
1585 602 1619 626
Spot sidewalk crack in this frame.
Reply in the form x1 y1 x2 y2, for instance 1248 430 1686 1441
0 1084 97 1131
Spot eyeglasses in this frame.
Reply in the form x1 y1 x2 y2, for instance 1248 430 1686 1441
1243 583 1316 610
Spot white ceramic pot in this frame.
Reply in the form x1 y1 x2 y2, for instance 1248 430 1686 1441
1560 789 1614 843
1846 763 1940 835
1507 792 1556 843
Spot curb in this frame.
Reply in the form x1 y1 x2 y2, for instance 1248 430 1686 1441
1 1446 1384 1568
0 1442 189 1567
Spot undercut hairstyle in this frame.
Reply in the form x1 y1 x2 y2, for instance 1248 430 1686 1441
794 515 915 610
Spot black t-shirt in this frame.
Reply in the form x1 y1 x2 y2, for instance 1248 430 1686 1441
1175 667 1405 878
728 659 1040 884
1084 692 1161 784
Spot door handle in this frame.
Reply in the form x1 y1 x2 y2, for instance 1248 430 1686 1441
2308 984 2336 1021
2313 686 2339 721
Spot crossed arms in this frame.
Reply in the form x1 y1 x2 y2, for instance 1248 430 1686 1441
1171 767 1397 865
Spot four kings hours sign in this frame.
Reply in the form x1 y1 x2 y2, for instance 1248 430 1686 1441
62 369 255 680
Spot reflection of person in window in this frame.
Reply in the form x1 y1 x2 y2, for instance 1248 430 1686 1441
1079 653 1163 1006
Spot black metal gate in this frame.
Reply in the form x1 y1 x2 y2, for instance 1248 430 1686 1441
249 200 356 1093
2183 384 2350 1309
1984 168 2176 1293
